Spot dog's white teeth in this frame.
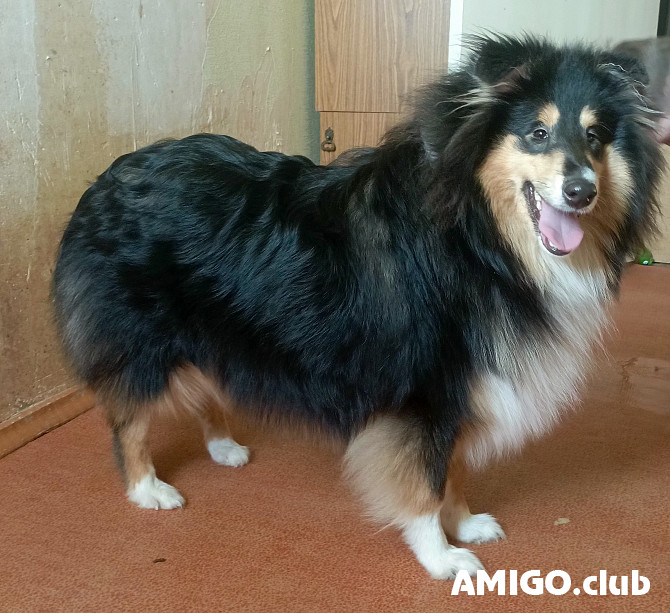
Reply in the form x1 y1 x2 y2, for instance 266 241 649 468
533 192 542 210
549 240 557 249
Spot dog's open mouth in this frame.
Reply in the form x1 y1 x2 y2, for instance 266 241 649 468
523 182 584 256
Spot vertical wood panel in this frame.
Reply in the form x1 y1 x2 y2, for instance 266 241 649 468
315 0 450 112
319 112 403 164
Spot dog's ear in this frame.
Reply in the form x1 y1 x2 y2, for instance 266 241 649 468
597 51 650 89
466 34 542 88
490 63 531 94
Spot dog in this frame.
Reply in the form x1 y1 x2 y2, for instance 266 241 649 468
52 35 661 579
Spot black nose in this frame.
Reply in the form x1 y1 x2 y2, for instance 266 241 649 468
563 178 597 209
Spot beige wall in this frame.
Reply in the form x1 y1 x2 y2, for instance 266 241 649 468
449 0 660 67
0 0 318 422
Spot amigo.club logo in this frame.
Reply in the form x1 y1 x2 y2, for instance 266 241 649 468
451 570 651 596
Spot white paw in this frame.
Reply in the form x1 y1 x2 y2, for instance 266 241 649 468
456 513 506 544
127 474 185 510
207 437 250 467
424 546 485 580
403 513 485 580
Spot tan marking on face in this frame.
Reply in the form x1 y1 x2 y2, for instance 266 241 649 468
538 103 560 127
344 415 443 524
477 134 567 282
604 147 634 205
477 133 634 276
569 145 633 272
580 106 598 130
584 146 631 236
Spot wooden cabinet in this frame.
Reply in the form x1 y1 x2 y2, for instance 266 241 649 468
317 112 402 164
315 0 451 164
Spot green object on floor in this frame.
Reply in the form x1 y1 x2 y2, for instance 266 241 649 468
636 248 654 266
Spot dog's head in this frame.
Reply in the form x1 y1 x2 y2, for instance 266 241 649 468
415 36 662 281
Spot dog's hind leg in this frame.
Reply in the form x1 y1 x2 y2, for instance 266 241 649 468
107 365 249 510
168 366 250 468
110 406 185 510
440 455 506 544
198 400 250 468
344 414 484 579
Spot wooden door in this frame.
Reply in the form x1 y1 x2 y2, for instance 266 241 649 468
318 112 402 165
315 0 451 164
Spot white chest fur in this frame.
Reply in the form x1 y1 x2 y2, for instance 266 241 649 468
463 261 612 470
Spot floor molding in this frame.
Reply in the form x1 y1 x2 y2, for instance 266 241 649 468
0 387 95 459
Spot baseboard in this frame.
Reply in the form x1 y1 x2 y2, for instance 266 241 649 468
0 387 95 459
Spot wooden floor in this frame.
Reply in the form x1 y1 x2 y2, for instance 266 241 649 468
0 265 668 612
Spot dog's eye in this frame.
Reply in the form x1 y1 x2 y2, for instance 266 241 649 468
586 128 600 143
531 127 549 141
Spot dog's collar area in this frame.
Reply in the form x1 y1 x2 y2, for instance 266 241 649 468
523 182 584 257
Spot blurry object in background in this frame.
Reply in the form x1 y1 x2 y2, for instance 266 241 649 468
636 247 655 265
615 37 670 144
615 36 670 264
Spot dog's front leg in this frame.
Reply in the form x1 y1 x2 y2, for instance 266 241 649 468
344 414 485 579
440 455 506 544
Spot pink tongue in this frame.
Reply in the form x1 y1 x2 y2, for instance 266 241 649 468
538 202 584 253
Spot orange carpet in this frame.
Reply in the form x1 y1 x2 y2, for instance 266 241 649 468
1 265 668 612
